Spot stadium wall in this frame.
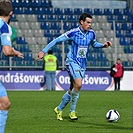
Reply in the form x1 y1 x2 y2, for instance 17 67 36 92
0 71 132 91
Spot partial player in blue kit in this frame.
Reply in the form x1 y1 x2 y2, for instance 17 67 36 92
0 1 24 133
36 12 112 121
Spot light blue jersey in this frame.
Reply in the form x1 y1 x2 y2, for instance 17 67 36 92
0 18 12 97
0 18 12 47
42 26 104 70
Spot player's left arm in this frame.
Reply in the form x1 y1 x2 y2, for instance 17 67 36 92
1 34 24 58
103 41 112 48
90 31 112 48
91 40 112 48
2 45 24 58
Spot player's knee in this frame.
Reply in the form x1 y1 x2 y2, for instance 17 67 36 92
74 78 82 91
3 101 11 110
74 82 82 90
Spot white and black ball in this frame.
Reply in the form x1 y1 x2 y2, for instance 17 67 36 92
106 109 120 122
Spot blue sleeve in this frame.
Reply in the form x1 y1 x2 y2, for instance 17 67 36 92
1 35 12 46
42 34 69 53
91 40 104 48
89 30 104 48
0 20 12 46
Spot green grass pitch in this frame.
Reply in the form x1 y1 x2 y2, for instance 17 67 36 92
5 91 133 133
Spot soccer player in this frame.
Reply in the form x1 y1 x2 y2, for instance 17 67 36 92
0 0 24 132
36 13 112 121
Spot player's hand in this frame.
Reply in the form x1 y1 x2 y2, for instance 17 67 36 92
16 52 24 58
36 51 45 61
104 41 112 48
13 49 24 58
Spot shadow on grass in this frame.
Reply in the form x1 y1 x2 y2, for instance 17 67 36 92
63 116 77 122
58 116 133 131
77 116 133 130
63 115 132 130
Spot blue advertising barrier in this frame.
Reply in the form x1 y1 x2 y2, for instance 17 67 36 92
0 71 45 90
0 71 113 91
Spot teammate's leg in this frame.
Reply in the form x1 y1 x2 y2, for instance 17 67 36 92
0 83 10 133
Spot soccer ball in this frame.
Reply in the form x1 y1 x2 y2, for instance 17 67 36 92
106 109 120 122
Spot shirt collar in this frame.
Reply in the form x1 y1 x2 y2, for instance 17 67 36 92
79 26 89 34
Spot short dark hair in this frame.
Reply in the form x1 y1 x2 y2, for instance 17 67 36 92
0 0 13 16
79 12 92 24
48 50 53 54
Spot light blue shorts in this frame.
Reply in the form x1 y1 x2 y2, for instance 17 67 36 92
66 62 85 82
0 81 7 98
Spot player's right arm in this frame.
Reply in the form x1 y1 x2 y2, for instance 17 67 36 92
42 34 69 53
36 33 70 60
36 28 77 60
